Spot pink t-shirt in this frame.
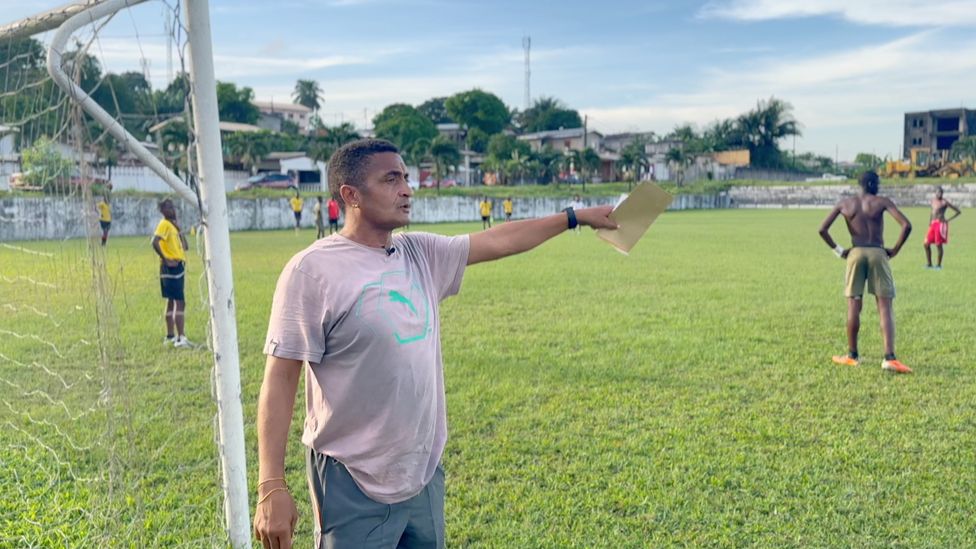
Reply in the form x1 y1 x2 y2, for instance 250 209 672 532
264 232 469 503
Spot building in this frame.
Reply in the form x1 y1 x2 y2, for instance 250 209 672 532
518 127 603 153
254 101 313 132
903 108 976 158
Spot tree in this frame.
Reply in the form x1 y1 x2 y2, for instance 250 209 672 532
372 104 437 165
580 147 601 190
445 89 510 135
517 96 582 133
292 79 323 112
224 131 273 174
417 97 453 124
465 127 490 153
217 81 260 124
429 136 461 192
736 97 801 168
485 134 531 185
529 146 563 185
951 136 976 163
153 72 190 116
665 146 693 186
308 122 361 165
701 119 743 152
854 153 883 172
21 137 74 193
619 136 650 190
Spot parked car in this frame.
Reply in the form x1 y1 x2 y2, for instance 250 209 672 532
234 172 296 191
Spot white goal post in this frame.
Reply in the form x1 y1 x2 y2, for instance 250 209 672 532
2 1 251 547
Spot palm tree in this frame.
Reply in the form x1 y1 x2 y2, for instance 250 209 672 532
292 79 323 112
737 97 801 168
665 146 692 186
429 136 461 193
225 131 273 175
580 147 601 191
619 137 650 190
309 122 361 164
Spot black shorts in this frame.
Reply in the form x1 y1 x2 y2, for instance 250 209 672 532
329 218 339 229
99 220 111 231
160 262 185 301
481 215 490 222
293 211 302 223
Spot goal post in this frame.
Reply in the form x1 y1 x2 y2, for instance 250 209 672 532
2 1 251 546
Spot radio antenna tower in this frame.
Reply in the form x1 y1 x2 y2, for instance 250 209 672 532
522 35 531 111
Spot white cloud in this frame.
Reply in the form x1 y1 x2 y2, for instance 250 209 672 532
581 30 976 158
700 0 976 27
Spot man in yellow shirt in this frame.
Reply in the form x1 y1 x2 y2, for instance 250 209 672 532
151 198 191 348
503 197 513 222
479 196 492 229
96 194 112 246
290 191 304 233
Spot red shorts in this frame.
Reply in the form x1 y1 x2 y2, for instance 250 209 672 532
924 220 948 245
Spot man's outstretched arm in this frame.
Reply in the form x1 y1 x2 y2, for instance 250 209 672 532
467 206 617 265
253 355 302 548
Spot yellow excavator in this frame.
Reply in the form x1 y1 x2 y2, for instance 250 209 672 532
881 147 966 178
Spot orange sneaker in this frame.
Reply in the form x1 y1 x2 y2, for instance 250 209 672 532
832 355 860 367
882 359 912 374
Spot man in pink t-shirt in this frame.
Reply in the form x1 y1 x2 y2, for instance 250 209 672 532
254 139 616 548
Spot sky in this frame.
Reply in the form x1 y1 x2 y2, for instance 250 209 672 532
3 0 976 161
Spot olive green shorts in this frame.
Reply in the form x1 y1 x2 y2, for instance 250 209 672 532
844 247 895 298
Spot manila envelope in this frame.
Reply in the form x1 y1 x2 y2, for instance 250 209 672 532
596 182 673 254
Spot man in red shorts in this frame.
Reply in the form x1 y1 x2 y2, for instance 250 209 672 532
924 186 961 270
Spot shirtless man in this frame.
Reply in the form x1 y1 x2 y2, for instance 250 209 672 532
818 171 913 373
924 186 961 270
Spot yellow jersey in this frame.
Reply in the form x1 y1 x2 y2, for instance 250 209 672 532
97 202 111 222
503 199 513 214
154 219 186 262
479 201 492 217
290 196 304 213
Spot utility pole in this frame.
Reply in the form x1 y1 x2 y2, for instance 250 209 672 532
522 35 531 111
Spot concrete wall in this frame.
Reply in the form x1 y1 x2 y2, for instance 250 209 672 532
2 184 973 241
728 183 976 209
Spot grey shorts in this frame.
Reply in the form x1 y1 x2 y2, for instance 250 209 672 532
306 448 445 549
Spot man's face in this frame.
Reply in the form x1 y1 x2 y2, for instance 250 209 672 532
160 201 176 219
355 152 412 230
936 189 944 199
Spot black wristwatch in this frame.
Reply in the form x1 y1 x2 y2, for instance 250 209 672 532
562 207 578 230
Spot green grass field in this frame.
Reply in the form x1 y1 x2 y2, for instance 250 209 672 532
2 208 974 547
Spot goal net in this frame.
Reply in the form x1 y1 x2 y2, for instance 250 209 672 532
1 1 248 546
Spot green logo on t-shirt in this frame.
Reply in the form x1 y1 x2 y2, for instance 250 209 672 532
354 271 430 345
388 290 418 316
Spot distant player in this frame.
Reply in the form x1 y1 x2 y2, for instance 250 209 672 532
290 191 304 233
924 186 961 270
96 194 111 246
479 196 492 229
818 171 912 373
314 196 325 239
151 198 192 349
503 196 513 222
327 196 340 235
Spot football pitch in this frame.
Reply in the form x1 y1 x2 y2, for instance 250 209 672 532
2 208 974 546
